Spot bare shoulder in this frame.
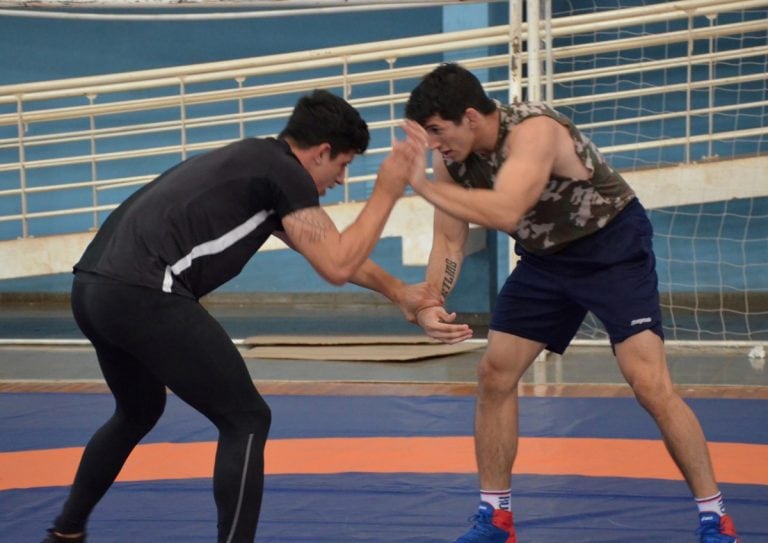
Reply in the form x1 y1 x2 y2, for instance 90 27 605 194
503 115 563 160
506 115 589 178
508 114 562 142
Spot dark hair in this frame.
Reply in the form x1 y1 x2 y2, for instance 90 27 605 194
405 63 497 125
279 89 369 157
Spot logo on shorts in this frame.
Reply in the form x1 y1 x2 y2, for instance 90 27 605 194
630 317 652 326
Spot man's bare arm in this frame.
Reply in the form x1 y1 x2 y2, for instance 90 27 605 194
275 226 445 323
426 205 469 298
281 145 410 285
402 117 558 233
416 189 474 343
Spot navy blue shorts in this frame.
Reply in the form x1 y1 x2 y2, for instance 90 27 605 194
490 198 664 354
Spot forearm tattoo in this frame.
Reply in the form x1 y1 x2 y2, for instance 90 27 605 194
289 208 330 244
441 258 457 296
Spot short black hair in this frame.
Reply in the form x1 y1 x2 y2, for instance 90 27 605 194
405 63 497 125
279 89 369 157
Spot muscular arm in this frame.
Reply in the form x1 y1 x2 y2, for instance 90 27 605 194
416 174 473 343
273 229 444 323
426 204 469 299
348 259 445 323
403 116 561 233
280 148 407 286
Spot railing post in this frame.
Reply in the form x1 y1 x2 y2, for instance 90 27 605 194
508 0 523 282
526 0 542 102
236 76 246 140
15 96 29 239
87 93 99 230
685 10 694 164
508 0 523 104
179 77 188 161
342 57 350 204
706 13 718 160
543 0 554 105
387 57 397 146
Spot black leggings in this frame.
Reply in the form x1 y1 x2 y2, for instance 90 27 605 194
55 273 271 542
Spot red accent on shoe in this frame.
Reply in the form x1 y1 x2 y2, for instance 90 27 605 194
720 514 739 539
490 509 518 543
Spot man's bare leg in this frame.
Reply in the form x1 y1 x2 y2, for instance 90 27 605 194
474 331 546 490
615 329 719 498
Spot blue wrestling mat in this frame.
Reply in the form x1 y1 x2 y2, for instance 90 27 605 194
1 394 766 542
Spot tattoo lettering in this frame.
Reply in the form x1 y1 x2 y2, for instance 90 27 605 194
441 258 457 296
288 208 329 244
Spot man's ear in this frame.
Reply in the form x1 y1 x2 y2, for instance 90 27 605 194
464 108 482 129
314 142 332 164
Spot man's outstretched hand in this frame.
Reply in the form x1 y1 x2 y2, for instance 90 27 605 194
416 305 474 344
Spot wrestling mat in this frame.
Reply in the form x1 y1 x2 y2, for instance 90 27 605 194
1 393 767 542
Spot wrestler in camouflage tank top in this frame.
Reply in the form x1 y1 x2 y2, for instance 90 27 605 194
445 102 636 255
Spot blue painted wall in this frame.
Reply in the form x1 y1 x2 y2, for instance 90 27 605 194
0 8 445 84
0 2 765 315
0 3 506 313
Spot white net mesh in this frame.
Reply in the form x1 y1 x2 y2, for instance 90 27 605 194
543 0 768 342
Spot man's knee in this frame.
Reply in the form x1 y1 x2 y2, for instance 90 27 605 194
217 399 272 436
629 373 678 416
477 333 542 393
477 354 520 394
115 391 166 434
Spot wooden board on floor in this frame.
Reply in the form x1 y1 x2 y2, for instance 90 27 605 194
243 334 443 346
243 342 482 361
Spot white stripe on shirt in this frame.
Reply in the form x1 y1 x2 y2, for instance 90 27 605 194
162 209 274 293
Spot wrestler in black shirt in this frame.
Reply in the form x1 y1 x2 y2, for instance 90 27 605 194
43 90 443 543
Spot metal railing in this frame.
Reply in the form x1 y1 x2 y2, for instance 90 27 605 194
0 0 766 239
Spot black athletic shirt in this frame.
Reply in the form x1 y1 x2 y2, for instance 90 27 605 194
74 138 320 299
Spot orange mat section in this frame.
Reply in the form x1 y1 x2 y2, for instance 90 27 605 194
2 436 766 491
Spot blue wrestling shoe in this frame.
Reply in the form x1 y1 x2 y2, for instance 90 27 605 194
697 512 739 543
454 502 517 543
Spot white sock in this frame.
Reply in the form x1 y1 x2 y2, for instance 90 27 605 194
696 491 726 516
480 489 511 511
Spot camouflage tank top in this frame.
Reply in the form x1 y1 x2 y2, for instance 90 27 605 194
445 102 636 254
